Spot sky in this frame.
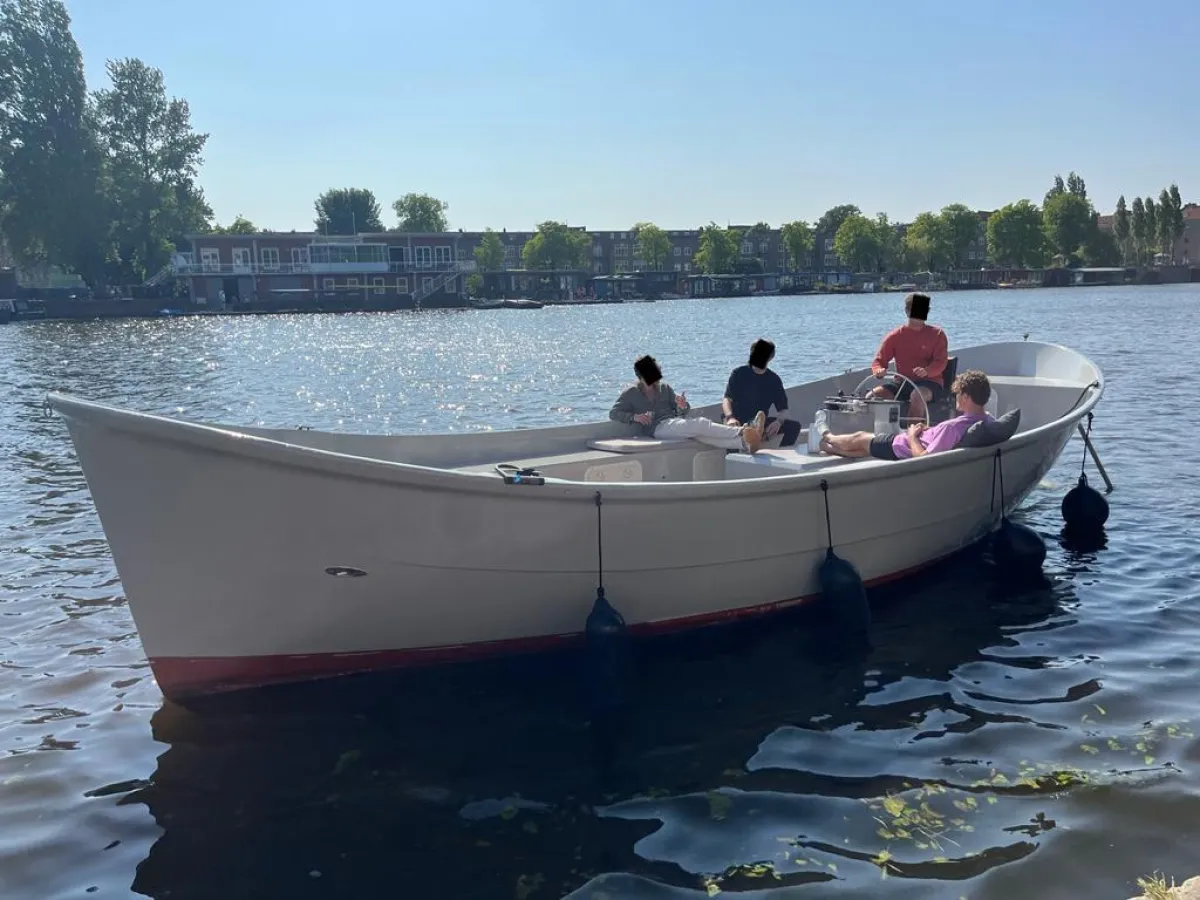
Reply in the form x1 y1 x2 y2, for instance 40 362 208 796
64 0 1198 233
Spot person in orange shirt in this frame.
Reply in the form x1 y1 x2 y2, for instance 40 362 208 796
867 292 949 421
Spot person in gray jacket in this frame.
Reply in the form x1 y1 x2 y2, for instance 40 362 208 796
609 355 765 453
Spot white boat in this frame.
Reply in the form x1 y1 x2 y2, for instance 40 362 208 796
468 298 504 310
501 298 544 309
46 341 1102 701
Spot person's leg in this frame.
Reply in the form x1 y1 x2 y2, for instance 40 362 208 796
867 382 895 400
908 385 931 420
654 413 763 451
774 418 802 447
818 430 875 457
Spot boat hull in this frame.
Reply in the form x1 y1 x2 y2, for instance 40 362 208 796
50 341 1100 700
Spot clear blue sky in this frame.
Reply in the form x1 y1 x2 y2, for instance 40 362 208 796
65 0 1197 232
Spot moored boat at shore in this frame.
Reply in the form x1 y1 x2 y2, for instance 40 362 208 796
47 340 1102 701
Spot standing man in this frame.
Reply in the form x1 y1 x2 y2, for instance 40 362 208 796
868 292 949 422
721 339 801 446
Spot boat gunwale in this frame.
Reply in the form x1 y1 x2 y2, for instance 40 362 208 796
45 341 1103 503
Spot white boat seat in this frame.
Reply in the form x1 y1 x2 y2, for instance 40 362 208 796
725 446 861 474
585 436 698 453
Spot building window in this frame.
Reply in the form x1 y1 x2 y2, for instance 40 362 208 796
323 278 335 291
347 277 359 288
444 277 457 294
824 238 835 251
615 244 628 257
397 277 409 292
685 247 692 256
373 276 385 294
291 247 310 267
741 241 754 256
434 246 452 265
759 241 768 254
422 276 434 294
415 246 433 267
260 247 279 271
673 246 681 256
200 248 220 272
674 263 682 271
593 243 603 257
232 247 252 269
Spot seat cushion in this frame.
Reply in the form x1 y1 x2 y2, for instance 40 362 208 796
586 437 695 453
958 408 1021 448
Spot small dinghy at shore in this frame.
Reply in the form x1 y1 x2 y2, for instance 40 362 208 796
47 341 1103 700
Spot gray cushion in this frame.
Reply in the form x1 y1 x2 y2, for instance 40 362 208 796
958 408 1021 449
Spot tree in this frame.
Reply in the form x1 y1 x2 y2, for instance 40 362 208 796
212 215 257 235
902 211 953 271
779 220 813 270
1042 191 1093 263
1081 227 1120 267
1113 196 1131 264
392 192 448 233
1168 183 1186 259
1044 175 1065 205
873 213 900 271
0 0 111 286
521 220 590 269
1144 198 1158 263
1157 188 1175 262
1066 171 1087 199
632 222 671 270
833 214 883 272
694 223 740 274
94 57 212 282
940 203 982 267
816 205 860 242
743 221 771 265
314 188 382 235
474 228 505 270
1131 197 1147 264
465 272 483 296
986 200 1046 267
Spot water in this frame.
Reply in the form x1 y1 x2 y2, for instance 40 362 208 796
1 287 1198 900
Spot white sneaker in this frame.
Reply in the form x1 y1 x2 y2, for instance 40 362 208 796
807 409 829 453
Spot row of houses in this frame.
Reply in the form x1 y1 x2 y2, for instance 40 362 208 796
170 217 991 307
157 201 1200 307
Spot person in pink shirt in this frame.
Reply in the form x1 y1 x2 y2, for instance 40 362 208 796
817 370 993 460
867 292 949 421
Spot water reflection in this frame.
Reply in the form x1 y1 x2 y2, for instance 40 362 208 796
108 552 1086 899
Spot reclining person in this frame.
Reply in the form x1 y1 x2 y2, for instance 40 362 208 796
818 369 993 460
610 355 766 453
721 338 802 447
868 292 949 421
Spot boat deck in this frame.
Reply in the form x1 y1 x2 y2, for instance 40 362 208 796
435 372 1089 485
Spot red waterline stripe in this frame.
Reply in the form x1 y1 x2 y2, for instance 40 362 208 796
149 556 942 701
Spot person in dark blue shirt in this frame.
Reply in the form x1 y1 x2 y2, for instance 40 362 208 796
720 339 801 447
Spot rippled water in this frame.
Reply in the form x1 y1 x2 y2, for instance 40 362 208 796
2 287 1199 900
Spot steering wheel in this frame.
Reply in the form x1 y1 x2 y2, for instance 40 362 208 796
851 369 931 429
